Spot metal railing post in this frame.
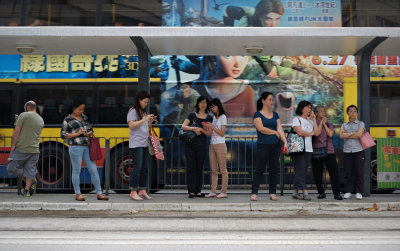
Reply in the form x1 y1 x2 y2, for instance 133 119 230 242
105 138 110 196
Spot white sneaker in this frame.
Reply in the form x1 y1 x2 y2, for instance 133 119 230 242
356 193 363 200
343 192 351 199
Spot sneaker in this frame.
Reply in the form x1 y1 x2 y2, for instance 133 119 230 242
21 188 30 197
343 192 351 199
302 194 312 201
29 178 37 196
292 194 302 200
356 193 363 200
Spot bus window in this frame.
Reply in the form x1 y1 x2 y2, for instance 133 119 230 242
98 84 137 124
371 82 400 125
24 84 93 125
0 87 13 126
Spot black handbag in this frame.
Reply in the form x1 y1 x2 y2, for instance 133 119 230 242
179 113 199 143
312 130 329 160
178 129 196 143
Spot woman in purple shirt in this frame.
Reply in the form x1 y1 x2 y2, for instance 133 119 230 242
312 105 343 200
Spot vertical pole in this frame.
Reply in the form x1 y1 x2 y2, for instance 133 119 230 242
105 138 110 196
130 36 151 193
280 152 284 196
20 0 27 26
96 0 102 26
355 37 387 197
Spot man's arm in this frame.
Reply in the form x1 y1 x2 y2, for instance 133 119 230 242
11 125 22 151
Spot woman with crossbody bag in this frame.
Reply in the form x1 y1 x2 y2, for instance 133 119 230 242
127 91 156 201
311 105 343 200
291 100 317 201
181 96 212 198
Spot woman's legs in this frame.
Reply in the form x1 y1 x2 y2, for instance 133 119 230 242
208 144 218 194
268 143 281 195
251 144 269 195
215 143 228 194
69 146 83 195
82 146 103 195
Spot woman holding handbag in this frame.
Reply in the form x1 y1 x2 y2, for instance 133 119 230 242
181 96 212 198
311 105 343 200
127 91 156 201
340 105 365 200
250 92 287 202
205 98 228 199
291 100 317 201
61 101 108 201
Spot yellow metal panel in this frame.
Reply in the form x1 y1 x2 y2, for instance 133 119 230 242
343 78 357 122
371 127 398 139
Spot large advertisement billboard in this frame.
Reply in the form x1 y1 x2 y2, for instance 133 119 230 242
162 0 342 27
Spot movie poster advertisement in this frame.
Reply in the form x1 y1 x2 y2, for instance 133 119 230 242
162 0 342 27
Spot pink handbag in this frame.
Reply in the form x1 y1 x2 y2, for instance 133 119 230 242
360 132 376 150
149 128 164 160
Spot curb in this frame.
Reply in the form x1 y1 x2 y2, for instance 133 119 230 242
1 201 399 212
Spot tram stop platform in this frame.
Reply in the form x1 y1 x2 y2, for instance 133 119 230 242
0 190 399 213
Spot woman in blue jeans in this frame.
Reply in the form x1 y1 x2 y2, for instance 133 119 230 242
251 92 287 201
127 91 156 201
61 101 108 201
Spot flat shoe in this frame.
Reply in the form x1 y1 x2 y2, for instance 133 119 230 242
250 194 258 201
216 193 228 199
97 194 109 201
269 194 278 201
139 193 152 200
205 193 217 198
130 193 143 201
75 195 85 201
195 193 205 198
188 193 195 198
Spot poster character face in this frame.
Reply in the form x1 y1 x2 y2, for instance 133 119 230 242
260 12 282 27
217 56 249 78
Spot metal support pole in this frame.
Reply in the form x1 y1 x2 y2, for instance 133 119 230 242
96 0 102 26
355 37 387 197
280 153 284 196
104 138 110 196
130 36 151 94
130 36 152 194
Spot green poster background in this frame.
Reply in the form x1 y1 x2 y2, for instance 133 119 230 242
377 138 400 188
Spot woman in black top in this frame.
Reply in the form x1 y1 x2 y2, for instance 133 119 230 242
181 96 212 198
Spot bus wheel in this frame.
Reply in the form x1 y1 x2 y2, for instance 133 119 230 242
110 146 131 190
36 144 71 192
109 146 159 193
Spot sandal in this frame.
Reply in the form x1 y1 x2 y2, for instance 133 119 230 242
138 192 152 200
250 194 258 201
269 194 279 201
130 192 143 201
97 194 109 201
217 193 228 199
205 193 217 198
75 194 86 201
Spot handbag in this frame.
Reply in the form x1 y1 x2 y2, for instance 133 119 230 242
89 136 102 161
178 129 196 143
178 112 199 143
149 128 164 160
360 131 376 150
287 118 305 154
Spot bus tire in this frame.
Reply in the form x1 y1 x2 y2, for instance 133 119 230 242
36 144 71 192
109 145 159 193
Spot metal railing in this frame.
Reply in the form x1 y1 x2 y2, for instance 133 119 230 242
0 135 344 194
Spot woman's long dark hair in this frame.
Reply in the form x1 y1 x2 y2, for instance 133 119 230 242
256 91 273 111
132 91 150 119
210 98 225 117
253 0 285 26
